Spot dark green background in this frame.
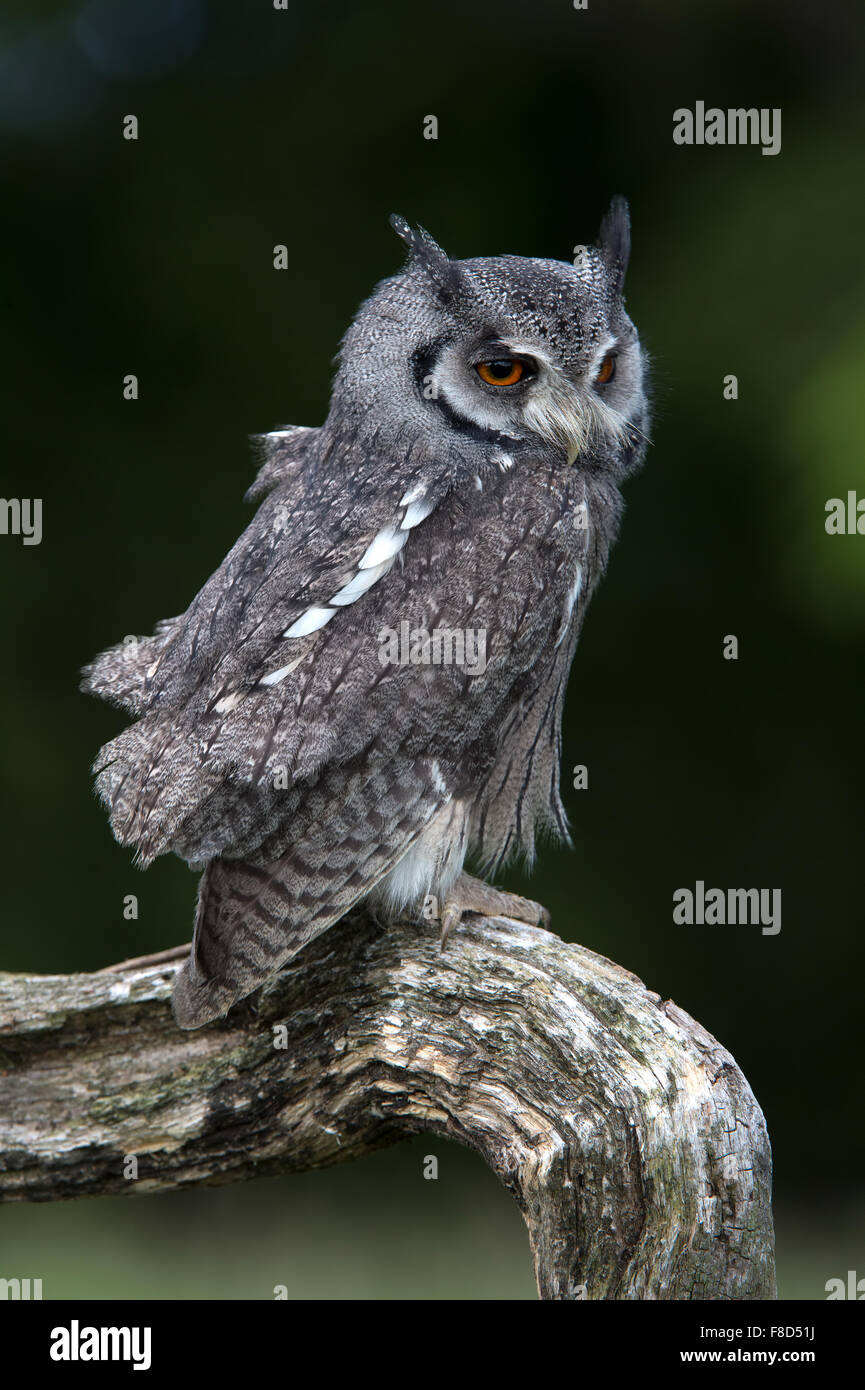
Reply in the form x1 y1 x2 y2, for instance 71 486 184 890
1 0 862 1298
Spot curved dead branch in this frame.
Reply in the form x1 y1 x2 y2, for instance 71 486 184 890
0 911 776 1299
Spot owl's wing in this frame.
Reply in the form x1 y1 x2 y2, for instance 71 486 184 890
87 423 465 859
90 427 588 1028
89 428 586 920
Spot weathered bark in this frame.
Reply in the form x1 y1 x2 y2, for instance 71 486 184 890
0 912 776 1299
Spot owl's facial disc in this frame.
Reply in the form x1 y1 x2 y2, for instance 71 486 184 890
429 333 632 465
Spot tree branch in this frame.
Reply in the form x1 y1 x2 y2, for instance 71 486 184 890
0 911 776 1299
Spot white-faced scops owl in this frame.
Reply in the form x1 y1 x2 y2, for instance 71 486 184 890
83 201 650 1029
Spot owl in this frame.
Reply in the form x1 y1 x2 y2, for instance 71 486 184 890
82 201 650 1029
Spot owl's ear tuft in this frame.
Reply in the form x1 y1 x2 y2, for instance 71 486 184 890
389 213 462 304
598 196 631 295
389 213 418 249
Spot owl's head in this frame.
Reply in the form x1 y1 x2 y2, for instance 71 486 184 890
330 201 649 479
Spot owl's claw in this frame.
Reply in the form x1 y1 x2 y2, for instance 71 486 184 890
439 902 462 952
437 872 552 951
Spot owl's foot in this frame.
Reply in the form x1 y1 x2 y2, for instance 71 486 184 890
438 872 551 950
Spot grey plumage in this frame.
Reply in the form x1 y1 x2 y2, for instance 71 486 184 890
83 200 650 1028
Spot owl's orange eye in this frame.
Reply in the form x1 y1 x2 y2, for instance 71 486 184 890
476 359 525 386
595 352 616 385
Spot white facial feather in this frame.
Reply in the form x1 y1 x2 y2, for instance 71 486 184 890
522 358 630 466
434 338 634 466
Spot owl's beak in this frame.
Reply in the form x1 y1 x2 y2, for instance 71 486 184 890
523 372 591 465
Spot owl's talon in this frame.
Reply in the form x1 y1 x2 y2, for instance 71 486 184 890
439 905 461 952
437 872 552 950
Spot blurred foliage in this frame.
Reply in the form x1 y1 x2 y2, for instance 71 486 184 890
0 0 863 1297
